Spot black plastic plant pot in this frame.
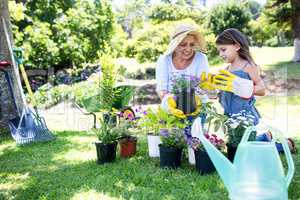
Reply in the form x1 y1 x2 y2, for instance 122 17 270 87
194 149 216 175
95 141 117 164
159 144 183 169
175 88 196 114
226 144 238 163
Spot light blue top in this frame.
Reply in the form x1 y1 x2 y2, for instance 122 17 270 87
218 69 261 125
156 51 209 93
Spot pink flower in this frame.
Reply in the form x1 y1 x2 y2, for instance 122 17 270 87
204 133 210 139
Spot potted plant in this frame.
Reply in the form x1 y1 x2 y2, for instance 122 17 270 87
170 74 200 114
223 110 256 162
138 108 161 157
112 115 137 158
139 107 185 157
93 115 119 164
159 128 186 169
190 133 225 175
98 53 123 125
186 102 227 165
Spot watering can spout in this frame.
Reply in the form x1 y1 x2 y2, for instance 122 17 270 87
191 117 234 191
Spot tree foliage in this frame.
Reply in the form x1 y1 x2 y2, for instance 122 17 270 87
114 0 149 38
208 1 251 35
125 19 217 63
9 0 114 69
149 3 205 24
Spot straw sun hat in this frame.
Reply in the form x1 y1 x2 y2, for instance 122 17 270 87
164 24 206 56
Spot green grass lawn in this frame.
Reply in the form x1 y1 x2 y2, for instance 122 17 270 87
0 131 300 200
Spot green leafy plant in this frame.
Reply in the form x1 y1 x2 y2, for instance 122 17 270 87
139 107 185 135
93 116 118 144
98 53 123 112
159 128 186 149
200 102 228 133
170 74 200 94
111 116 135 139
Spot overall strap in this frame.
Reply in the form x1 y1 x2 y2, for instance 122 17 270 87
241 62 249 70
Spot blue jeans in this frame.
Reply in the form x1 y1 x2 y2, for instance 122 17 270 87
256 133 284 153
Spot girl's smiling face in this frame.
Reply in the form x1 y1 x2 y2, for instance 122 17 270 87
217 44 240 63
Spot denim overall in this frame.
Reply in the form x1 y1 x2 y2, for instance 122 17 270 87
218 69 260 125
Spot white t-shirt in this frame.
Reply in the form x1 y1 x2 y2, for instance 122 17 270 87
156 51 209 93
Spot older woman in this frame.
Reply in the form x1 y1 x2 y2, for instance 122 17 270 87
156 24 209 118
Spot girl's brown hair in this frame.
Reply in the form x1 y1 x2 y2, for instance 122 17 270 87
216 28 256 65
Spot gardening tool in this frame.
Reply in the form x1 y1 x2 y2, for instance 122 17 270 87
191 117 294 200
2 17 55 145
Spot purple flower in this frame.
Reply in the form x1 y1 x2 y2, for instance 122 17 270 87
160 128 169 137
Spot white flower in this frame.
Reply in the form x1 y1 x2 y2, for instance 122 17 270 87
243 121 249 126
237 116 246 121
230 121 239 129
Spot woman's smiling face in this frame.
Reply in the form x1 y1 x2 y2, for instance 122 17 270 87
174 35 197 60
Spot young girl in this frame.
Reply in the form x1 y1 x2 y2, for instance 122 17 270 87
209 28 296 153
214 28 266 125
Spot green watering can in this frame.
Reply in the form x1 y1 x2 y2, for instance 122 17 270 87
191 118 295 200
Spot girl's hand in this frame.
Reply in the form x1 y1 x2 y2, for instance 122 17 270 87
199 72 216 91
213 70 254 98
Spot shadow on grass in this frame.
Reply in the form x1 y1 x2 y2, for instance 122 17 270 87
264 61 300 79
1 132 300 200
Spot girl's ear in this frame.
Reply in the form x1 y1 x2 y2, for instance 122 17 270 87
234 44 240 51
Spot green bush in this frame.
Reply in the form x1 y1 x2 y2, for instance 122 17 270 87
9 0 114 69
149 3 205 24
125 22 171 63
208 1 251 36
22 21 60 68
33 80 100 109
248 12 292 47
125 19 218 63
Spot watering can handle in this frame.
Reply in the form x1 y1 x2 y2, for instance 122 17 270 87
240 126 256 144
264 125 295 188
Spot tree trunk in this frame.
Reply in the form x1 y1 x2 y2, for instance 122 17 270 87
0 0 24 127
291 0 300 62
293 38 300 62
0 0 13 59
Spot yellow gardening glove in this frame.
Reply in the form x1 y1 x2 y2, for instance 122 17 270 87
161 94 186 119
167 97 186 119
188 95 202 117
213 69 235 92
213 69 254 98
199 72 216 91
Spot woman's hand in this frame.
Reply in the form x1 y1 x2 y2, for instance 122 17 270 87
161 94 186 119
